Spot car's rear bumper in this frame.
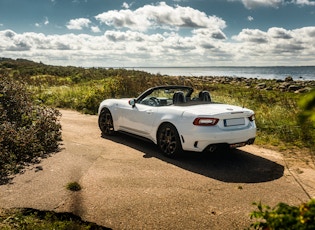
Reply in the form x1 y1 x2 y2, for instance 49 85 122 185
180 125 256 152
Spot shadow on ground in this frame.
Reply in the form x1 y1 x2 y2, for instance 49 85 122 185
103 133 284 183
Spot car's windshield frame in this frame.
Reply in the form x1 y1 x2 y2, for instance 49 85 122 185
136 86 193 102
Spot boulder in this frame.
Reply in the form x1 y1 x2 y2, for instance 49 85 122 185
257 82 267 89
288 85 301 92
285 76 293 82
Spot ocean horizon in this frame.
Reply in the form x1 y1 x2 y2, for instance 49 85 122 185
124 66 315 81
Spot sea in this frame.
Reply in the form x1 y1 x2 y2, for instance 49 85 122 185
125 66 315 81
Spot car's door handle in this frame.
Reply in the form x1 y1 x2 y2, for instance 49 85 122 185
146 110 153 114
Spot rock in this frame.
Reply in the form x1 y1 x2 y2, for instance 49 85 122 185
257 83 267 89
285 76 293 82
295 87 312 93
279 82 290 90
288 85 301 92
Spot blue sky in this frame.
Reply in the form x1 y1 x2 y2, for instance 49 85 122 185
0 0 315 67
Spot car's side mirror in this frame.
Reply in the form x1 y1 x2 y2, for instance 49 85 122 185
129 99 136 107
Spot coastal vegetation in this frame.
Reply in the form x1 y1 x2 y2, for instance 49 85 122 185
0 208 108 229
0 58 314 229
0 73 61 181
1 58 314 154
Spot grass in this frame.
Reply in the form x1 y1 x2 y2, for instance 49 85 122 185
0 208 109 230
66 182 82 192
210 85 314 152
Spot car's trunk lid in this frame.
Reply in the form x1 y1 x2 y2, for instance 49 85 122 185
182 103 253 118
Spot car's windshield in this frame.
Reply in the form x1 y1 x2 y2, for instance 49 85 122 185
137 87 211 107
139 88 183 106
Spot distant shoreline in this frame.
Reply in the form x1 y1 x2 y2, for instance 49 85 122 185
123 66 315 81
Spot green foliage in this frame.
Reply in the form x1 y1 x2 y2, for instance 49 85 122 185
66 182 82 192
209 84 314 150
0 74 62 178
249 199 315 230
0 208 108 229
299 88 315 127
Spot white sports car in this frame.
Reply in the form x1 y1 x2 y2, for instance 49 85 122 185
98 85 256 157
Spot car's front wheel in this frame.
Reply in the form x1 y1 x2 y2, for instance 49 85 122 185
98 108 115 136
157 123 182 157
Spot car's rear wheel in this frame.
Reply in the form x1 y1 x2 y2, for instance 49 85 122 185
157 123 182 157
98 108 115 136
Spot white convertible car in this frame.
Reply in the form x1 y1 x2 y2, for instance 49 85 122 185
98 85 256 157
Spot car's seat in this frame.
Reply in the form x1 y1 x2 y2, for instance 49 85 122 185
173 91 186 104
199 91 211 102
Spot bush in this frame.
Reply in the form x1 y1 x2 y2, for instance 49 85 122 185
249 199 315 230
0 74 62 178
66 181 82 192
0 208 108 229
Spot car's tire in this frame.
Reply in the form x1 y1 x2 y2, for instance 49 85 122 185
98 108 115 136
157 123 182 157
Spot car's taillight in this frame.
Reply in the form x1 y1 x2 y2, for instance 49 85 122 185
249 114 255 122
193 118 219 126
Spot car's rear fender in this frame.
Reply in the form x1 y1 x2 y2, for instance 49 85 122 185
152 111 185 144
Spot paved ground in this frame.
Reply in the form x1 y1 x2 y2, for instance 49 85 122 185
0 109 314 229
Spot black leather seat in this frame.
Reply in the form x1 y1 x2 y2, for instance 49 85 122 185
173 91 186 104
199 91 211 102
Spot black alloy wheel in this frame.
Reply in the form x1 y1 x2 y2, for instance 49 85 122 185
98 108 115 136
157 123 182 157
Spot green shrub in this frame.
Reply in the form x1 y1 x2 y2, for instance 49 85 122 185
66 182 82 192
0 208 108 229
0 74 62 178
249 199 315 230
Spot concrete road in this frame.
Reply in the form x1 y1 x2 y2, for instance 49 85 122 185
0 109 314 229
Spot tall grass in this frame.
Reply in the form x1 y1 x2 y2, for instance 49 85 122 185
211 85 313 150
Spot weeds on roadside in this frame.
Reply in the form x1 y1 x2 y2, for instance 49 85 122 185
66 182 82 192
0 208 109 230
249 199 315 230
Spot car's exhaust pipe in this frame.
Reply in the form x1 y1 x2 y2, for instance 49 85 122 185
207 145 217 153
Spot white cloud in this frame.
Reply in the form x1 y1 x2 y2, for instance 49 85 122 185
95 2 226 32
228 0 284 9
35 17 49 28
91 26 101 33
122 2 130 9
229 0 315 9
268 27 292 39
244 0 284 9
230 26 315 65
233 29 268 43
1 25 314 67
293 0 315 6
66 18 91 30
247 16 254 21
44 17 49 25
1 2 315 67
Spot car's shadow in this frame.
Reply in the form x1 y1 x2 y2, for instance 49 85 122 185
103 133 284 183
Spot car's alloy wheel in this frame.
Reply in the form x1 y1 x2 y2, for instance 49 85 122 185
98 108 115 136
157 123 182 157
